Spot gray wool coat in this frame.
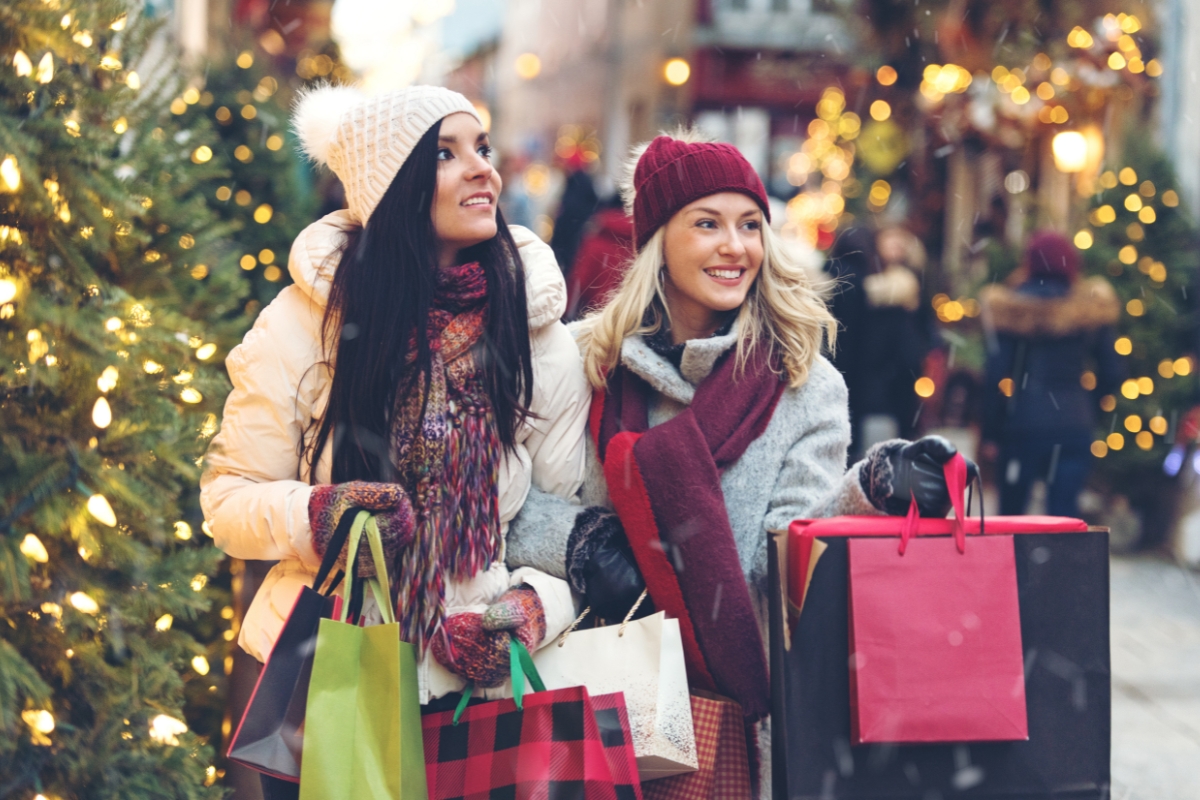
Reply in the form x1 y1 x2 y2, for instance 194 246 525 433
506 321 880 605
505 322 885 798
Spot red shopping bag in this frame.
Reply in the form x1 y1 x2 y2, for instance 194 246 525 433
788 455 1071 745
847 533 1027 743
422 641 639 799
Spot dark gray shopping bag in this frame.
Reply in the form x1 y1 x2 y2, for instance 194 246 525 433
226 510 360 781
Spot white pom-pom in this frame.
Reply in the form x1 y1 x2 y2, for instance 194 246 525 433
292 83 364 166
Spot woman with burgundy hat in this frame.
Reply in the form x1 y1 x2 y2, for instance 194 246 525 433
980 231 1123 516
505 129 975 795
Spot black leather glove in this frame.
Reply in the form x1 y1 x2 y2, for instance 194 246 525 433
565 507 646 620
861 436 979 517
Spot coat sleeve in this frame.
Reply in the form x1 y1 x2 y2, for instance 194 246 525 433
761 359 881 533
199 287 325 569
523 320 591 500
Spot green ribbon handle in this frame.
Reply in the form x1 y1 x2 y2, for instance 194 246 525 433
451 638 547 725
338 511 396 626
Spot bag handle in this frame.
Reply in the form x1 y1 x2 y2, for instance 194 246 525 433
898 453 983 556
452 639 547 725
313 504 366 595
555 588 650 647
337 511 396 626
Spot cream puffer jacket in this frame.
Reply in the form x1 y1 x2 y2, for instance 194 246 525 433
200 211 589 703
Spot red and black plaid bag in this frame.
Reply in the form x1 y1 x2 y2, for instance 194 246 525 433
422 641 643 800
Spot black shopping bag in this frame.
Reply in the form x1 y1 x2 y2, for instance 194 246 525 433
226 509 363 781
768 526 1111 800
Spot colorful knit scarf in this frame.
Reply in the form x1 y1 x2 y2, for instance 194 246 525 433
390 261 501 653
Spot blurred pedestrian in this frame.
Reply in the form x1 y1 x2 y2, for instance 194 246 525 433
549 155 598 276
565 196 634 320
980 231 1123 516
824 226 930 457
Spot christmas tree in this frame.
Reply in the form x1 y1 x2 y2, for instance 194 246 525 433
0 1 239 795
169 41 320 313
1076 138 1199 500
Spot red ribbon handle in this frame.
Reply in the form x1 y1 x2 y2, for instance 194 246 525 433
898 453 969 555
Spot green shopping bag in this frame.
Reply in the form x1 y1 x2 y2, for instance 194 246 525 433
299 511 427 800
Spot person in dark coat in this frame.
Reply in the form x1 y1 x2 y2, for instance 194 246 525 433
981 231 1123 516
824 227 930 456
549 163 598 277
565 199 634 320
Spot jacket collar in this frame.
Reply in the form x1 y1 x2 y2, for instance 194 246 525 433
621 320 741 404
286 211 566 331
980 276 1119 337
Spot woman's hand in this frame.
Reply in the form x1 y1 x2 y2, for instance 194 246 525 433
566 508 646 620
308 481 416 577
862 436 979 517
434 588 546 686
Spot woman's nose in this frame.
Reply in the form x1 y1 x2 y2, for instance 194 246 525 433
464 153 494 181
718 226 747 256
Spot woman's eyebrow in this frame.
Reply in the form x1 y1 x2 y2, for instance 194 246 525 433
437 134 458 144
688 207 761 217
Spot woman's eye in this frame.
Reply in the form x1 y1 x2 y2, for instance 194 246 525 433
696 219 716 229
477 144 493 159
436 148 453 161
743 220 761 231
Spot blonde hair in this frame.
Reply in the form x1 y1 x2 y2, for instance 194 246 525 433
575 202 837 389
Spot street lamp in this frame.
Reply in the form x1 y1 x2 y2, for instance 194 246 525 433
1051 131 1088 173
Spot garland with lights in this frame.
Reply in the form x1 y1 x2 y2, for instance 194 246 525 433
0 1 248 795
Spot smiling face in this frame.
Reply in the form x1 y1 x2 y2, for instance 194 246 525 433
431 112 502 267
660 192 765 342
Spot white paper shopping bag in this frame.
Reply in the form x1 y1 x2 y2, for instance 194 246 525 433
534 606 698 781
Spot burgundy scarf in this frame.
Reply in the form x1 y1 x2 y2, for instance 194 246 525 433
590 338 785 723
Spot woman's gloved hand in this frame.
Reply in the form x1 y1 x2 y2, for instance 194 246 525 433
565 507 646 621
433 588 546 687
861 436 979 517
308 481 415 577
432 613 512 687
482 586 546 651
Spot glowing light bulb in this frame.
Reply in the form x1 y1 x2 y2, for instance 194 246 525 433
36 53 53 84
13 50 33 77
192 656 210 676
20 533 48 563
69 592 100 615
149 714 188 746
87 494 117 527
1 156 21 192
155 614 173 631
92 397 112 428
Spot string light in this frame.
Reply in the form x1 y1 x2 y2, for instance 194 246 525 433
20 534 49 563
0 156 18 193
155 614 173 631
192 656 210 676
36 53 53 83
149 715 188 746
13 50 33 77
174 521 193 540
87 494 117 527
92 397 112 428
69 592 100 615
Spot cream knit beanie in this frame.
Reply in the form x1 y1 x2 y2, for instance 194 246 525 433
292 84 481 225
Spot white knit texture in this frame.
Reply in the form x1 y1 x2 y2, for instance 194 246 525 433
298 85 479 225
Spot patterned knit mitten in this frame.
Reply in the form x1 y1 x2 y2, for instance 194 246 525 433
481 586 547 652
432 613 513 687
308 481 416 577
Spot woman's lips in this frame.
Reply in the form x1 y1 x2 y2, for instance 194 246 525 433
704 267 746 285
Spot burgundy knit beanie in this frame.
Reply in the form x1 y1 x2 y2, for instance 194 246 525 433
1025 230 1080 282
632 136 771 251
